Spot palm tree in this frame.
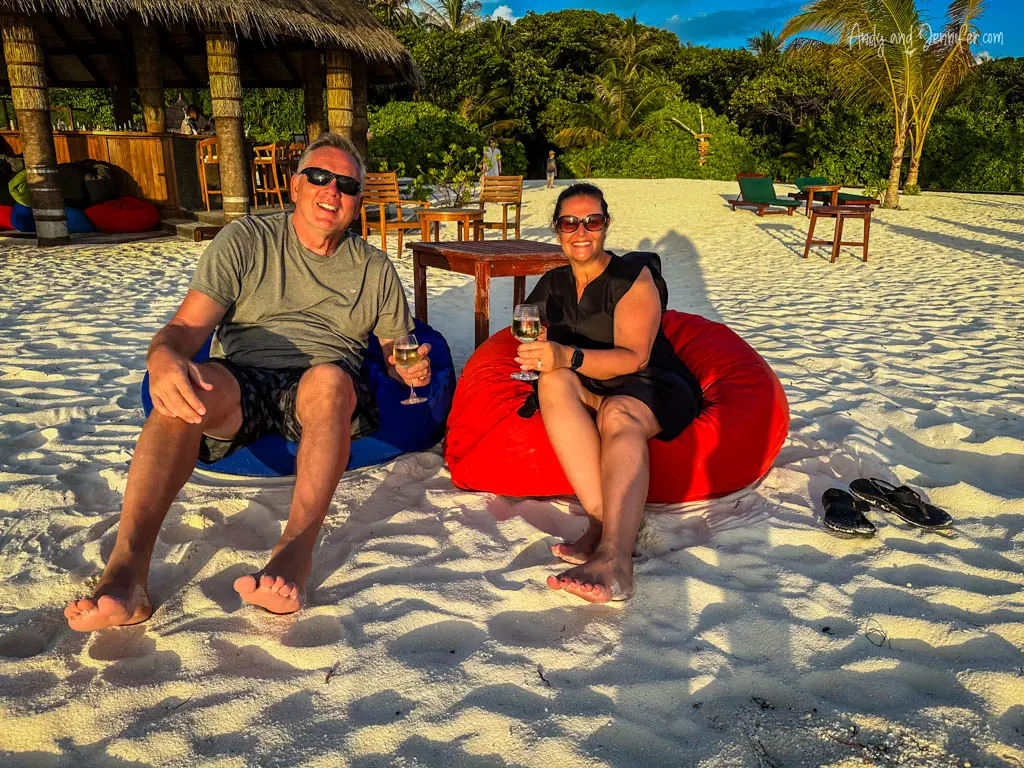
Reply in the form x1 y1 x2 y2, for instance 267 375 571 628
554 65 669 146
782 0 923 208
748 29 783 58
416 0 482 31
906 0 984 187
458 84 518 135
605 15 672 81
372 0 416 27
480 17 516 57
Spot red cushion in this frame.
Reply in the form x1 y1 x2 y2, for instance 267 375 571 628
0 204 12 231
84 196 160 234
445 311 790 503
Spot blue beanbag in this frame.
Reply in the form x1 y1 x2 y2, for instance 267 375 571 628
141 319 456 476
8 204 97 234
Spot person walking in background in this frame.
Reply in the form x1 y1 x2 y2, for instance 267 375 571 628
546 150 558 189
483 139 502 177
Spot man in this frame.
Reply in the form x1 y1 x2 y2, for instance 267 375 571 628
64 133 431 631
180 104 212 136
483 139 502 177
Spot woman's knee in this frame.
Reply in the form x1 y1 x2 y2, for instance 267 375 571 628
597 398 654 438
296 364 356 419
537 368 581 404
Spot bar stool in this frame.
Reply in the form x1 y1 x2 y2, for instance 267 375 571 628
251 141 289 209
803 204 873 263
196 137 221 211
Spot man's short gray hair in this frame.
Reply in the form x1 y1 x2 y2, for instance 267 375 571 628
296 132 366 186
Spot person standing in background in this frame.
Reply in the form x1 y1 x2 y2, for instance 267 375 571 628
483 139 502 177
546 150 557 189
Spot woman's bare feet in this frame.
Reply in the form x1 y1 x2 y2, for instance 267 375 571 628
64 562 152 632
551 522 603 564
547 552 633 604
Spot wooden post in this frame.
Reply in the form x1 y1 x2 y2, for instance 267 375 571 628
303 50 324 143
206 32 249 221
133 19 165 134
325 48 354 142
1 14 68 245
352 56 368 160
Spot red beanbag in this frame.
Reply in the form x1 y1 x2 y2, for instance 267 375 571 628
84 196 160 234
445 311 790 504
0 204 12 231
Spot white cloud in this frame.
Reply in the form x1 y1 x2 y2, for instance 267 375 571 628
490 4 518 22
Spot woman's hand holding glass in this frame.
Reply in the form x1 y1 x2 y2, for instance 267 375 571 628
515 334 570 375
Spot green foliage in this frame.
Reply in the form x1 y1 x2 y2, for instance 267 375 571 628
240 90 304 143
919 102 1023 192
902 183 921 196
369 101 483 174
414 144 479 205
48 88 122 129
560 101 757 180
863 178 887 200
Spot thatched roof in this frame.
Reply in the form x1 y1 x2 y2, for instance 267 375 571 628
0 0 422 87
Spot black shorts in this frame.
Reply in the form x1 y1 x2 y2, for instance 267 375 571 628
198 358 378 465
578 368 702 442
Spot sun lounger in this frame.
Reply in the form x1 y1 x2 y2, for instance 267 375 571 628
729 174 800 216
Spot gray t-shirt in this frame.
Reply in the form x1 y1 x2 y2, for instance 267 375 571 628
190 213 413 371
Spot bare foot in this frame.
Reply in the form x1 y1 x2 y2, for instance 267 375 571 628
64 577 151 632
233 573 305 615
546 554 633 604
551 523 603 565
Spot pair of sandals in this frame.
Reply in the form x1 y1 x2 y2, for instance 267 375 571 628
822 478 953 536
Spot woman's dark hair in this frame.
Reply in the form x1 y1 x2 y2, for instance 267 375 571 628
552 183 610 223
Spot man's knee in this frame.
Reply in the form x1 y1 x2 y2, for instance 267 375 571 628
296 364 356 422
193 362 242 424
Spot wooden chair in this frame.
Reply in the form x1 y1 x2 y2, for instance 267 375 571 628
473 175 523 240
251 141 290 209
360 171 430 257
288 143 305 177
196 137 221 211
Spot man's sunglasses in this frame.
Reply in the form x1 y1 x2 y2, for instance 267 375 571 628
298 167 362 196
555 213 608 233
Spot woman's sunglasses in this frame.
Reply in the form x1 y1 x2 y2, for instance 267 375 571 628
298 167 362 196
555 213 608 233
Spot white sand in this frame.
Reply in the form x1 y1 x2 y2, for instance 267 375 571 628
1 180 1022 767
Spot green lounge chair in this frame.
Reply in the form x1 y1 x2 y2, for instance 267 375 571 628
729 173 800 216
793 176 879 215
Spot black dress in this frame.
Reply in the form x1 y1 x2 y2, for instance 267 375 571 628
525 251 702 441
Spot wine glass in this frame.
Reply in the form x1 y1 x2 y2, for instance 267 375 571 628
511 304 541 382
394 334 427 405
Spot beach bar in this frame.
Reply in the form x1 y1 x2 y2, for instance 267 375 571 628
0 0 420 245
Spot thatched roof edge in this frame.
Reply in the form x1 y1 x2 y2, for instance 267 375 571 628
0 0 421 84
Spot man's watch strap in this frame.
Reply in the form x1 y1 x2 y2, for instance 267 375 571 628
569 346 584 371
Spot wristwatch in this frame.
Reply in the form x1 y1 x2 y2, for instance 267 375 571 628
569 346 584 371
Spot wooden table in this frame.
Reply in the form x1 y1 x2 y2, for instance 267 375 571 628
803 205 873 263
417 207 484 243
408 239 568 347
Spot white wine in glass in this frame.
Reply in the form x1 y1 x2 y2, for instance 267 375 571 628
395 334 427 405
511 303 541 381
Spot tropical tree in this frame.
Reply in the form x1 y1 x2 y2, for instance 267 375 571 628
458 84 518 135
747 29 784 59
480 17 516 57
416 0 482 31
371 0 418 27
905 0 985 187
605 14 674 80
553 64 669 146
782 0 924 207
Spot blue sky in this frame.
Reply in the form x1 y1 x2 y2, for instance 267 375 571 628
485 0 1023 57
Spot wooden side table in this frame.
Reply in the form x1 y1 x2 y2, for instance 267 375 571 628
803 205 873 263
408 239 568 347
417 207 484 243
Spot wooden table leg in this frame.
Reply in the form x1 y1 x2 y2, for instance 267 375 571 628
513 276 526 307
413 251 428 323
862 214 871 262
420 217 429 243
803 211 816 258
474 261 491 348
831 215 844 263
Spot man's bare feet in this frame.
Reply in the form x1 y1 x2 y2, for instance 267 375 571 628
551 522 603 564
64 569 151 632
546 554 633 604
233 572 304 615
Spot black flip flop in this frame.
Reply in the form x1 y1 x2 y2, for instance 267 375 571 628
849 478 953 529
822 488 876 537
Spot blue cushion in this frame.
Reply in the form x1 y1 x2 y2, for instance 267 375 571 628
9 205 97 234
141 319 456 476
10 203 34 232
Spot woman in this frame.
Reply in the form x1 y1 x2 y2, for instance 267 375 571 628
516 183 702 603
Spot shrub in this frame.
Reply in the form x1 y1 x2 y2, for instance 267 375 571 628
863 178 887 200
902 183 921 196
